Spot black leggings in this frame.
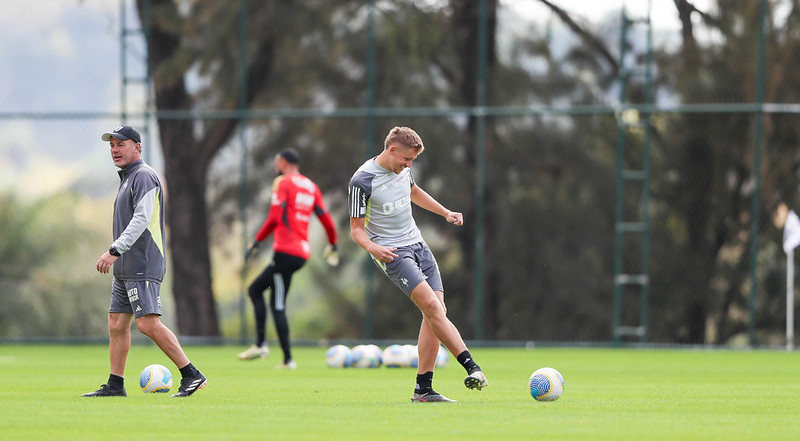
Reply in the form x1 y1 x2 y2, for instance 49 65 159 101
248 252 306 363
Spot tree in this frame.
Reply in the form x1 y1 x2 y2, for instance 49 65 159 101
134 0 800 345
137 0 368 336
137 0 282 335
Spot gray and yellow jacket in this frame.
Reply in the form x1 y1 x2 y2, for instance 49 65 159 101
110 159 166 282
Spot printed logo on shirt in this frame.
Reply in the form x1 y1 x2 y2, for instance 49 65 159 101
381 195 411 215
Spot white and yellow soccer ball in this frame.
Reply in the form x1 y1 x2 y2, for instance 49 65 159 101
325 344 353 368
139 364 173 393
382 344 411 367
367 344 383 367
435 345 449 368
351 344 381 368
529 367 565 401
403 344 419 368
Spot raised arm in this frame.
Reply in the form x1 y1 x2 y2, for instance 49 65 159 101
410 184 464 226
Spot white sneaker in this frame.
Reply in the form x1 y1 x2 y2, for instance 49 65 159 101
238 344 269 360
275 360 297 370
464 370 488 390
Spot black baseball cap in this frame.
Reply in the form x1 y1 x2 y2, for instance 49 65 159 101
102 125 141 143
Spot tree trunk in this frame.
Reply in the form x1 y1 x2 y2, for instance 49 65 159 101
137 0 279 336
138 0 220 336
160 122 220 336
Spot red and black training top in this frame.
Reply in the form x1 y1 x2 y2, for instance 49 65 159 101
255 172 337 260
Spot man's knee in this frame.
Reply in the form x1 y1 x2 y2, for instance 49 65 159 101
108 313 132 334
412 289 445 317
248 283 265 301
135 315 163 337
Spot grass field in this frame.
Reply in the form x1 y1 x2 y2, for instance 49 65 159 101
1 344 799 440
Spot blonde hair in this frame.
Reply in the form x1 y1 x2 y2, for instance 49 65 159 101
384 126 424 152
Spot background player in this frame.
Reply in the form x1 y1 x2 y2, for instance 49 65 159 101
239 148 338 369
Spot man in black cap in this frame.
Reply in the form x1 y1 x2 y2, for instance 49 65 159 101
82 125 207 398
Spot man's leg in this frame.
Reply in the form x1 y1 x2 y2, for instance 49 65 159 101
270 254 305 368
270 272 293 366
248 264 275 347
82 313 133 396
135 315 190 368
109 312 133 377
410 282 488 391
416 291 446 374
410 282 467 356
409 286 459 402
136 314 207 397
238 265 273 359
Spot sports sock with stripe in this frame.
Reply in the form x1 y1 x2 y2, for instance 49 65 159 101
456 350 481 374
414 371 434 394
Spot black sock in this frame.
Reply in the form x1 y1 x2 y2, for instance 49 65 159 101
456 350 481 374
108 374 124 389
414 371 434 394
179 362 197 378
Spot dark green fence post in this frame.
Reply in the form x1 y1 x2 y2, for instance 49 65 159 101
748 0 768 347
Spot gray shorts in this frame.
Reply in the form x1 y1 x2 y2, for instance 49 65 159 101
372 241 443 296
109 278 162 318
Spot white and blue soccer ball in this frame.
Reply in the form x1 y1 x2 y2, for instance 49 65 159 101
382 344 411 367
367 344 383 367
403 344 419 368
139 364 173 393
325 344 353 368
351 344 381 368
529 367 565 401
435 345 449 368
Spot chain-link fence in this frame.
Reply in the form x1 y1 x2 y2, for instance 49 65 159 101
2 0 798 347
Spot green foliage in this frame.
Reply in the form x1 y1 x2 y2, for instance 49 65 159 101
2 345 800 440
144 0 799 344
0 192 109 337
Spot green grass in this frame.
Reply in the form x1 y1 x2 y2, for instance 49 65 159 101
1 344 799 440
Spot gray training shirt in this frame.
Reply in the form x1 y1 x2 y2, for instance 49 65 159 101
111 159 167 282
348 158 424 248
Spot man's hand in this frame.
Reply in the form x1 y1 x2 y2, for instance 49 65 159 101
446 211 464 226
323 243 340 267
96 252 118 274
368 244 399 264
245 240 260 262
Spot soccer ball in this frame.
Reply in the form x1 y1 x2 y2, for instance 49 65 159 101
325 345 353 368
367 344 383 367
351 344 380 368
382 344 411 367
435 345 449 367
529 367 565 402
403 344 419 368
139 364 173 393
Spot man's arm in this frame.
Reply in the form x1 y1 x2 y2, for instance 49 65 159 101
410 184 464 226
98 185 157 274
350 217 398 263
254 177 287 243
111 186 158 253
314 187 338 246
